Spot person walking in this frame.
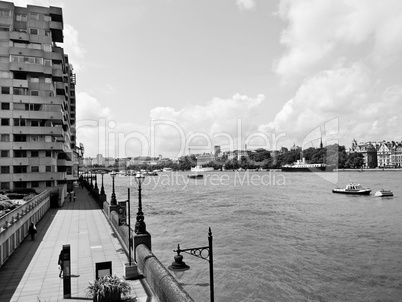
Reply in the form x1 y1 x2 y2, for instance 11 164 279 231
58 250 64 278
73 191 76 202
69 192 72 202
28 222 37 240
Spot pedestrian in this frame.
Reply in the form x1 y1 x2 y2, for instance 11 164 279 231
73 191 76 202
28 222 37 240
69 192 72 202
58 250 64 278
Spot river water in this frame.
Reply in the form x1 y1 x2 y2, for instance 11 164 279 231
101 170 402 302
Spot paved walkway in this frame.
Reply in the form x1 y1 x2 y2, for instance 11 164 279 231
0 184 150 302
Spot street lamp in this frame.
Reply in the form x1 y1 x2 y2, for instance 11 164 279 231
126 188 132 265
169 228 214 302
134 172 146 234
94 171 98 190
110 171 117 205
100 171 105 195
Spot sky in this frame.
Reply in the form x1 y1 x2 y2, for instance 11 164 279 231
14 0 402 158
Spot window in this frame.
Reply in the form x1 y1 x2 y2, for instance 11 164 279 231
0 150 9 157
14 119 26 126
31 120 39 127
0 9 11 17
16 14 27 21
14 150 27 157
35 57 43 64
45 30 51 37
29 43 41 50
46 166 52 172
43 44 51 52
0 71 11 78
31 166 39 173
1 118 9 126
1 134 9 142
1 102 10 110
30 76 39 83
13 134 26 142
0 25 10 31
1 87 10 94
31 151 39 157
0 182 10 190
45 77 52 83
46 181 52 187
31 181 39 187
29 13 39 20
14 166 27 173
45 150 52 157
44 15 51 22
13 41 27 48
13 87 28 95
29 28 38 35
44 59 52 66
0 166 10 174
30 90 39 96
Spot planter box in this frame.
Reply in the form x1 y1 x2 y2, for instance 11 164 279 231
93 290 121 302
124 263 139 280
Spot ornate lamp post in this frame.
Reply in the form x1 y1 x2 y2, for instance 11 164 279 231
134 172 146 234
94 171 98 190
110 171 117 205
169 228 214 302
100 171 105 195
90 171 94 189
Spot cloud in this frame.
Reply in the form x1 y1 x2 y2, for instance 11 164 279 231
12 0 64 7
63 24 86 72
267 0 402 148
274 0 402 80
78 94 267 158
236 0 256 11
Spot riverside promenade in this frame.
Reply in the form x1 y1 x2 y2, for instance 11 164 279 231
0 184 150 302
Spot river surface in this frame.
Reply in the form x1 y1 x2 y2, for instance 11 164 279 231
100 170 402 302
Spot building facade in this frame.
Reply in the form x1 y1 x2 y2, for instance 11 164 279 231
0 1 78 198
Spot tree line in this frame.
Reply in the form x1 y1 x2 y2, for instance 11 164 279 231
120 144 364 171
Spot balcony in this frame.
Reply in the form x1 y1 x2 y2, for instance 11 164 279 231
12 126 63 136
10 31 29 42
12 172 66 182
12 142 66 151
49 21 63 43
13 111 63 121
12 158 29 166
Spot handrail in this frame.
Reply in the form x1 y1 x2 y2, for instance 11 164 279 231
0 190 50 233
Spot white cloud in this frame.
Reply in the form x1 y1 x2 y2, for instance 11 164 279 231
268 0 402 148
236 0 256 11
63 24 86 72
275 0 402 80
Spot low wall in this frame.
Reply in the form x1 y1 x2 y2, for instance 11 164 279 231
136 244 194 302
0 191 50 267
107 208 193 302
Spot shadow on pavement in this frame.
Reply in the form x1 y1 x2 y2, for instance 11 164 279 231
0 206 59 300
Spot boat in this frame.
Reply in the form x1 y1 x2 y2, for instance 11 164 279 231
281 157 335 172
162 168 173 172
187 174 204 179
375 189 393 197
332 183 371 195
191 165 214 172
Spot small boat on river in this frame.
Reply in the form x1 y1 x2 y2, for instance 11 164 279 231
375 189 393 197
332 183 371 195
187 174 203 179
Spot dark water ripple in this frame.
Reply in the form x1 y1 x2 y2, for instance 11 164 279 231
104 171 402 302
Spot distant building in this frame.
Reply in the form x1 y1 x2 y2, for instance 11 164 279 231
350 139 378 168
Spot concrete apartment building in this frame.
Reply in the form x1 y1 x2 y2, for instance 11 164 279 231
0 1 78 202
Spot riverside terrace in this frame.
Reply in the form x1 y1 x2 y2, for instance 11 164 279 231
0 179 194 302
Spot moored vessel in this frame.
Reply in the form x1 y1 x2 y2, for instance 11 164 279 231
191 165 214 172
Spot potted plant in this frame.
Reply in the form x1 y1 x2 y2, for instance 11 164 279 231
86 274 131 302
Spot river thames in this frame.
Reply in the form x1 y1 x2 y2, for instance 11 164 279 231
102 170 402 302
